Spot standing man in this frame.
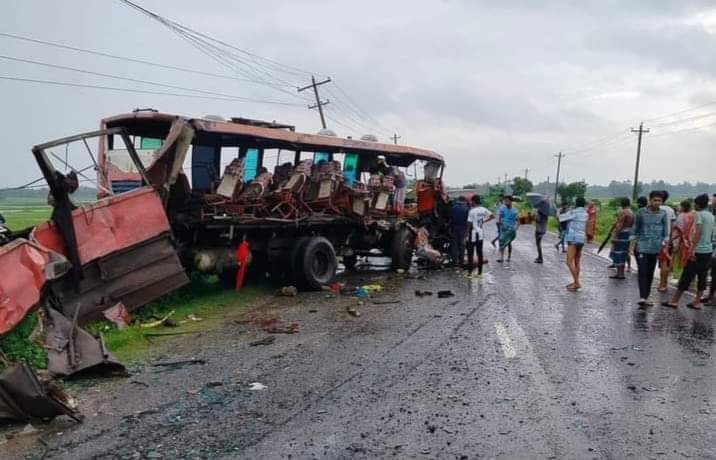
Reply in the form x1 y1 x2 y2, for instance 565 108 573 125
633 191 668 307
702 193 716 305
533 197 550 264
555 202 569 253
466 195 494 277
497 195 519 263
449 196 470 268
563 197 588 291
609 197 634 280
663 194 715 309
491 194 505 248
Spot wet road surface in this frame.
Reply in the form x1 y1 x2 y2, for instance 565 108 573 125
8 228 716 459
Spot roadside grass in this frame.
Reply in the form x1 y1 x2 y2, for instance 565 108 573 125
0 313 47 370
85 275 266 363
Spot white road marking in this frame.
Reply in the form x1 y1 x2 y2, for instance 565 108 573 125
495 322 517 359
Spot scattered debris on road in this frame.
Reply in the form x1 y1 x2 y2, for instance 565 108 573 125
249 336 276 346
415 290 433 297
151 358 206 369
248 382 267 391
437 290 455 298
347 307 361 317
277 286 298 297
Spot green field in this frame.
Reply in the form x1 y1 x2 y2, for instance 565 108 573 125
0 199 52 230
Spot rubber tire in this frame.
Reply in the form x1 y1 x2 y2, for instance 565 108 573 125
343 255 358 271
296 236 337 290
391 227 415 270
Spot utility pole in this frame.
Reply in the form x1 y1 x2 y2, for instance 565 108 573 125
504 173 508 184
391 133 401 145
524 168 529 179
298 76 331 129
553 152 564 202
630 122 650 202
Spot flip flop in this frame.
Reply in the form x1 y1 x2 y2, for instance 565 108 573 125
657 287 668 293
687 302 702 310
567 286 579 292
660 301 678 308
609 275 626 280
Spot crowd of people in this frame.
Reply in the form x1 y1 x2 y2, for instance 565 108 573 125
448 191 716 308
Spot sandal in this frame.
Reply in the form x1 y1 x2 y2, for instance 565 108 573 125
657 287 668 293
687 302 702 310
609 275 626 280
660 301 678 308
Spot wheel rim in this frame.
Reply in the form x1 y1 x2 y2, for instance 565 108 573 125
312 249 330 279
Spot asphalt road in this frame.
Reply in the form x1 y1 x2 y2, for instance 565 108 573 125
8 228 716 459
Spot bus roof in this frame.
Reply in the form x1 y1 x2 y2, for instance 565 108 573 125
102 112 444 165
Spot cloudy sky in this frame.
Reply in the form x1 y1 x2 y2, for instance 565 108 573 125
1 0 715 188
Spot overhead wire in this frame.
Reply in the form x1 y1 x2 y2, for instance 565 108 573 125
0 54 306 105
0 76 306 105
0 31 294 87
114 0 393 135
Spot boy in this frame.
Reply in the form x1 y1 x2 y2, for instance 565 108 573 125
497 196 519 262
466 195 494 277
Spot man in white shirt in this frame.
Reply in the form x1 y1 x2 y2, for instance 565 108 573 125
466 195 495 277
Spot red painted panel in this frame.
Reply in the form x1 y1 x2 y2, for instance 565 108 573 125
32 187 171 264
0 240 51 336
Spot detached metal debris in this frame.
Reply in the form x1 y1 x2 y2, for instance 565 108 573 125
0 363 82 423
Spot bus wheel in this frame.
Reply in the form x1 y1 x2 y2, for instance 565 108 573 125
391 227 415 270
296 237 337 290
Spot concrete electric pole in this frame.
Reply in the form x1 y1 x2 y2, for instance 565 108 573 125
298 76 331 129
630 122 650 202
553 152 564 202
391 133 401 145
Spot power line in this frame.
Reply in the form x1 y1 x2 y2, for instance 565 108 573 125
0 54 304 105
117 0 323 79
0 31 292 87
0 75 306 105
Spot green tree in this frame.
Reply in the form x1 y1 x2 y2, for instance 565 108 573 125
511 177 533 197
557 181 587 204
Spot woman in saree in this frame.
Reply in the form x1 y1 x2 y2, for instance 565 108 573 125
586 200 597 243
609 197 634 279
671 199 695 276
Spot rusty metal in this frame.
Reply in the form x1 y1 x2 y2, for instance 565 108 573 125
101 111 444 164
0 362 82 422
43 306 126 378
48 234 188 324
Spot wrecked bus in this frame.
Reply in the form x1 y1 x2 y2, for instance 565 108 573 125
95 111 449 288
0 111 448 352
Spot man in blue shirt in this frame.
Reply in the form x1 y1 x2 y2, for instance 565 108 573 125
449 196 470 267
633 191 668 307
497 195 520 262
562 197 588 291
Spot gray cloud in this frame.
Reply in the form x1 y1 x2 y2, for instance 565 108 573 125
0 0 714 189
